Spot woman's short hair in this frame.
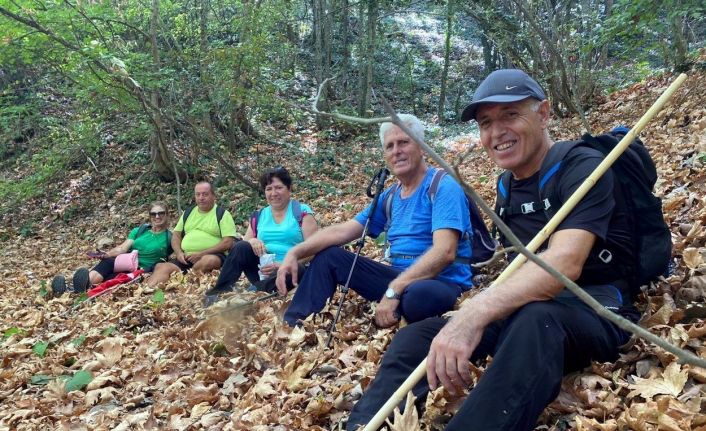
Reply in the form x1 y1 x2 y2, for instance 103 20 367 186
259 166 293 190
379 114 425 147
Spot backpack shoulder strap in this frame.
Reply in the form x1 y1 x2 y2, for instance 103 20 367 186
181 206 195 234
495 171 512 216
136 223 151 238
216 205 226 223
291 199 303 224
215 205 226 237
383 183 399 227
166 230 173 256
427 168 447 202
538 140 586 219
250 209 262 237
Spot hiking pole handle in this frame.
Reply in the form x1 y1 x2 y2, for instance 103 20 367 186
362 73 687 431
367 167 390 199
327 167 389 347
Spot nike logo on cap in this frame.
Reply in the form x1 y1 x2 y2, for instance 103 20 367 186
505 85 517 90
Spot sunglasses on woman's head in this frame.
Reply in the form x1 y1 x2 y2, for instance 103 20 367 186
150 211 166 217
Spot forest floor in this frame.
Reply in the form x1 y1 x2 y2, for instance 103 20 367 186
1 67 706 430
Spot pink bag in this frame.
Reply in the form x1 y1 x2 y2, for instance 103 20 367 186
114 250 139 273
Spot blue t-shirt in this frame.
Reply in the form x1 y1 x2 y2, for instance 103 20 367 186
257 200 314 262
354 168 473 287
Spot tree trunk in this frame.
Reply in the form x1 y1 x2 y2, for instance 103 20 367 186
149 0 182 182
357 0 377 116
313 0 331 127
438 0 454 122
339 0 350 95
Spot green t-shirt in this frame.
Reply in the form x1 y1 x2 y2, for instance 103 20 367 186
127 227 171 269
174 204 237 254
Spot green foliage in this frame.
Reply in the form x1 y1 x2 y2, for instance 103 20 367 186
151 289 165 305
29 374 52 385
102 325 117 336
70 335 87 347
3 326 26 341
65 370 93 392
72 292 89 307
32 341 49 358
605 0 706 72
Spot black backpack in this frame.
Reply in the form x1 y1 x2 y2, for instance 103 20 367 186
180 205 226 236
135 223 173 260
382 168 496 266
495 130 672 289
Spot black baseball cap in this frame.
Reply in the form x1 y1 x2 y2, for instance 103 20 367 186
461 69 546 122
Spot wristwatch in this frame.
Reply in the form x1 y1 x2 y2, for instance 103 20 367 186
385 288 401 300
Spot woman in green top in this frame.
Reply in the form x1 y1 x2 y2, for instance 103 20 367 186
51 201 172 295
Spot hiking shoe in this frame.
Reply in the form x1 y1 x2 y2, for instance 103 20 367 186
72 268 91 293
51 275 67 297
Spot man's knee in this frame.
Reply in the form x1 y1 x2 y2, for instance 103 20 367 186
193 255 222 273
310 246 348 266
231 240 252 254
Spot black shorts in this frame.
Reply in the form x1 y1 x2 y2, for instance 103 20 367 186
92 258 118 281
92 257 155 280
169 253 226 273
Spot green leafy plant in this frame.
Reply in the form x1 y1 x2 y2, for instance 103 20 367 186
151 289 165 306
3 327 26 340
29 374 52 385
70 335 86 347
65 370 93 392
32 341 49 358
101 325 117 336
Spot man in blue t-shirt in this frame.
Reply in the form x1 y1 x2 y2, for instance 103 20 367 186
276 114 473 328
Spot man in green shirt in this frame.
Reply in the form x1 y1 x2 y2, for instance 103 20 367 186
147 182 237 287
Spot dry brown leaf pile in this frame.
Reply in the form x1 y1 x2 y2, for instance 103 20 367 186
1 65 706 430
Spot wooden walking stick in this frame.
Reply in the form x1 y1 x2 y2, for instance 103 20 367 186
361 73 688 431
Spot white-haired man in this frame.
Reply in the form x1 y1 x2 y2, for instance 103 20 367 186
277 114 474 327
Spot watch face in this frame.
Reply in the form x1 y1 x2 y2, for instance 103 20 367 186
386 288 394 298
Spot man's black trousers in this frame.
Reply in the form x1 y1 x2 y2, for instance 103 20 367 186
347 298 629 430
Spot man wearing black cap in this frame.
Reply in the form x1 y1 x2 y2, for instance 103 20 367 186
346 69 635 430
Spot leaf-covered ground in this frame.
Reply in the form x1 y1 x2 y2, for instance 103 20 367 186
2 67 706 430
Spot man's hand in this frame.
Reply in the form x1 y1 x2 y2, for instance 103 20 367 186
260 263 279 277
427 314 484 396
176 250 188 265
375 297 400 328
248 238 266 257
276 254 299 296
186 251 205 263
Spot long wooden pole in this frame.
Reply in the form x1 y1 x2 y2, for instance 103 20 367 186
362 73 688 431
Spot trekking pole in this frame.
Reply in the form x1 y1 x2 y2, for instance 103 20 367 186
326 167 390 348
362 73 687 431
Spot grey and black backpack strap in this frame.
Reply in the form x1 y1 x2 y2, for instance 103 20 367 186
291 199 304 234
382 183 400 233
215 205 226 237
180 206 195 235
427 168 447 201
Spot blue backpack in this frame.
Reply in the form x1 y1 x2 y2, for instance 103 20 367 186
382 168 496 266
249 200 305 237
